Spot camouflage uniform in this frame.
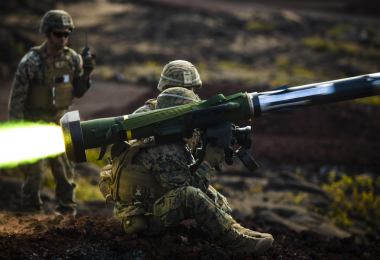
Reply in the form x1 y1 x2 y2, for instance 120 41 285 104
112 68 274 255
133 85 231 218
8 10 93 215
9 42 88 122
113 88 234 238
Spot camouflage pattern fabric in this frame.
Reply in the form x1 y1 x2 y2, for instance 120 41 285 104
9 41 87 215
133 93 201 151
133 143 213 190
113 142 233 237
132 99 157 114
133 104 152 114
19 153 76 215
8 42 86 121
156 87 200 110
157 60 202 91
40 10 74 33
206 185 232 215
184 130 201 152
114 186 234 238
132 87 230 210
113 82 233 237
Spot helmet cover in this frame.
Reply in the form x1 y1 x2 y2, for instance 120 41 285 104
157 60 202 91
156 87 200 109
40 10 74 33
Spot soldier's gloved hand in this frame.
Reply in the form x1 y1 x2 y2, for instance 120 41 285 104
83 54 96 77
204 143 225 168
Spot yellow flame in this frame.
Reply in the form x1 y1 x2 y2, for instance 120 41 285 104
0 121 65 168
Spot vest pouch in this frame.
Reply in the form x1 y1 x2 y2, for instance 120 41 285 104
108 156 124 201
123 214 148 235
51 83 73 109
25 85 50 109
100 164 113 199
116 164 168 204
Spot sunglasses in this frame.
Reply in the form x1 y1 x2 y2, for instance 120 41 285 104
52 30 71 38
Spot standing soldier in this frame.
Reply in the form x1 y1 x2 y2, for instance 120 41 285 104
8 10 96 215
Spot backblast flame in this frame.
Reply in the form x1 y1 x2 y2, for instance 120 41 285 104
0 122 65 168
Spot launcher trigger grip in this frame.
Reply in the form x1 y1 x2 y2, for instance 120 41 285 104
225 147 234 166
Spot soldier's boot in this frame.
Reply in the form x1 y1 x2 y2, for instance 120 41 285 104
21 205 45 216
55 205 76 216
220 228 273 256
231 221 273 239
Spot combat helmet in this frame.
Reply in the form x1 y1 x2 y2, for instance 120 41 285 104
156 87 200 109
39 10 75 33
157 60 202 91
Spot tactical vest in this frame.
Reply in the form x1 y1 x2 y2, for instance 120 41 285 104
25 46 74 110
100 138 192 205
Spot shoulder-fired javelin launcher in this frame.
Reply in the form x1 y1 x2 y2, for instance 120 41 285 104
61 72 380 172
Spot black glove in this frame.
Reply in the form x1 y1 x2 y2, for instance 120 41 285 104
83 54 96 77
204 144 225 168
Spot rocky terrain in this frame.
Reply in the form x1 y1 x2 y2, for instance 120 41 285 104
1 0 380 259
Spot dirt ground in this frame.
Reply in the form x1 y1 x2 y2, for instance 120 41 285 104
1 0 380 259
1 212 380 260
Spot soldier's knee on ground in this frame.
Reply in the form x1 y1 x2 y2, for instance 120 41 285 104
122 215 148 235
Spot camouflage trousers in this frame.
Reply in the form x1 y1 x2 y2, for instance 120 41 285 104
19 153 77 214
206 185 232 215
114 186 233 238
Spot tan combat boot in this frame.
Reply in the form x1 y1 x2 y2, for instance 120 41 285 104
231 223 273 239
220 228 273 256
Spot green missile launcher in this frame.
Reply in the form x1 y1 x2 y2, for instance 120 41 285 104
61 72 380 172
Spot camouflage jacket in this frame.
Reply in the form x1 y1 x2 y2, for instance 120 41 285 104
131 92 212 190
8 42 89 121
133 143 215 192
114 94 214 216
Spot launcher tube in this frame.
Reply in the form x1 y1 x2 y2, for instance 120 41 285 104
61 72 380 163
247 72 380 114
